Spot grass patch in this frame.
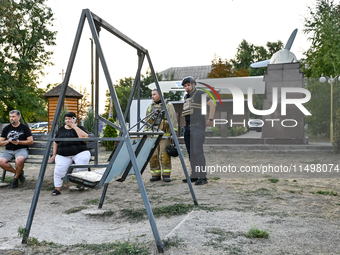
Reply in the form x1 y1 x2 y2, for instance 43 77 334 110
209 177 220 181
245 226 269 239
268 178 279 183
72 239 149 254
4 176 14 183
168 196 183 202
18 226 61 247
245 188 272 196
63 206 88 214
121 203 218 222
204 228 245 252
205 227 245 238
84 198 100 205
163 235 186 248
316 190 338 196
104 210 115 217
120 208 145 222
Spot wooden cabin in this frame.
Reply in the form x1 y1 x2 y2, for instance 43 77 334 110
44 84 83 131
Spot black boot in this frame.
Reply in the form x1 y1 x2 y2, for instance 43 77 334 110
150 176 161 182
162 175 172 182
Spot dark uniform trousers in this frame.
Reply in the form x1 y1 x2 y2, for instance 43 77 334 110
184 124 207 178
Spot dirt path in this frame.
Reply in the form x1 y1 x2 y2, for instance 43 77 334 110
0 148 340 254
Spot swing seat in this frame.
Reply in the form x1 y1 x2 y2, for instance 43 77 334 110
66 132 162 189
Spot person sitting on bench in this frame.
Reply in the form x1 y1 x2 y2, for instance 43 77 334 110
49 112 90 196
0 110 33 188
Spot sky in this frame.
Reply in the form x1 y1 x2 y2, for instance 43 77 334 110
42 0 316 113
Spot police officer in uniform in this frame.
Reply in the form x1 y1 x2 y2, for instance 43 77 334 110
146 89 178 182
181 76 216 185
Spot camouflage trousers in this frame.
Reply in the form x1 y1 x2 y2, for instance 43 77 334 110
149 139 171 177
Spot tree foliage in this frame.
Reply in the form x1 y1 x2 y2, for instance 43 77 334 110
208 39 283 119
143 69 183 101
301 0 340 78
208 54 249 78
72 85 91 123
140 69 163 99
102 118 118 151
56 105 68 132
333 108 340 153
104 77 134 120
0 0 57 122
104 70 182 119
83 107 95 134
300 0 340 136
232 39 283 76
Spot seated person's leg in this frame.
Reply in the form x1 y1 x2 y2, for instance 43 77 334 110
0 150 16 174
54 155 73 189
73 150 91 172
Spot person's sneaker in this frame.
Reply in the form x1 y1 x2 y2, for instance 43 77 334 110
182 177 198 183
11 178 19 189
150 176 161 182
18 171 25 184
162 176 172 182
195 178 208 185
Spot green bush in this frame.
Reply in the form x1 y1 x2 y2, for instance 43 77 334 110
56 106 68 132
102 118 118 151
83 107 95 134
228 126 247 136
210 127 221 136
333 108 340 153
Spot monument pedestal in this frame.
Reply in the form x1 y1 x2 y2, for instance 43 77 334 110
261 63 307 143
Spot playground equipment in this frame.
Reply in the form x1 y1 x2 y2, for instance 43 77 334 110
22 9 197 253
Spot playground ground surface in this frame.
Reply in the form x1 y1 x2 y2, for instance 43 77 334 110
0 141 340 254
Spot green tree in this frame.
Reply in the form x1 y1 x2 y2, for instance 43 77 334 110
83 107 95 134
229 39 283 118
71 84 91 122
0 0 57 122
104 70 182 119
56 105 68 132
142 69 183 101
333 108 340 153
104 77 134 120
140 69 163 98
233 40 255 71
232 39 283 76
300 0 340 136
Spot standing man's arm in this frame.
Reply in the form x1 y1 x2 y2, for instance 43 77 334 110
206 100 216 127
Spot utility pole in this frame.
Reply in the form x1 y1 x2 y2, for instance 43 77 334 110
59 69 65 82
90 38 94 110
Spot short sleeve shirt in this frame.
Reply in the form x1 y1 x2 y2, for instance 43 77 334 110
55 126 88 156
1 123 32 150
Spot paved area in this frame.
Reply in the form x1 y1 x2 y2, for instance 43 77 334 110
179 132 333 152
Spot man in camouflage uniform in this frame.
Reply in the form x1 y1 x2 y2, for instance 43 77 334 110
146 89 178 182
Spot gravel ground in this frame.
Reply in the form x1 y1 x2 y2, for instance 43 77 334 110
0 145 340 254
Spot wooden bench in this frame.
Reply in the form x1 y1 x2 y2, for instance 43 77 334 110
1 134 96 184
